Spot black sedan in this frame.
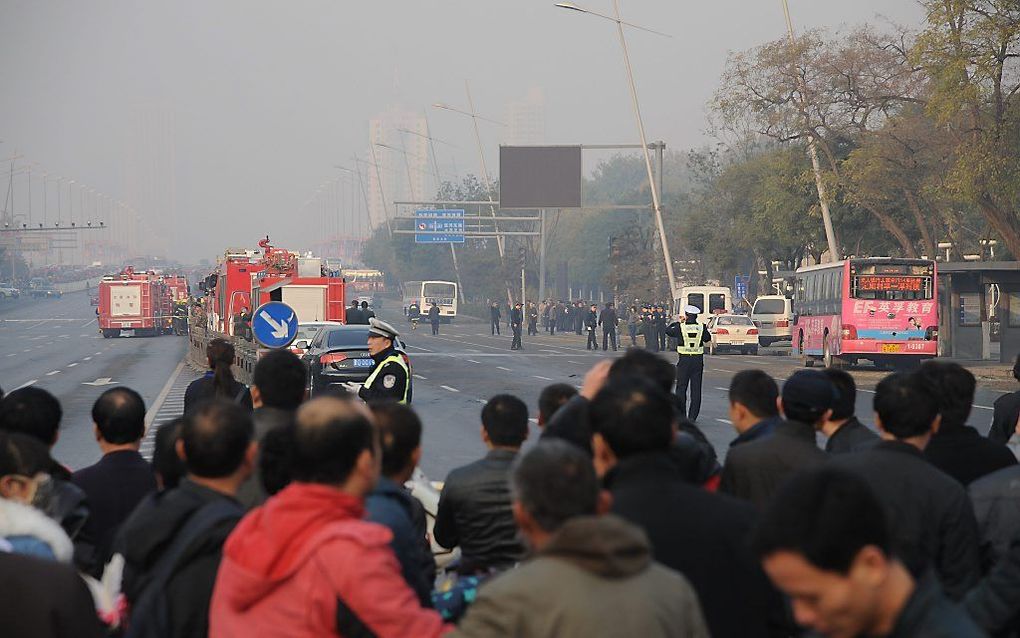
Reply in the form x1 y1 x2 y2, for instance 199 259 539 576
302 324 412 398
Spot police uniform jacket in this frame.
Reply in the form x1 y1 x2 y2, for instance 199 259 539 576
358 346 409 403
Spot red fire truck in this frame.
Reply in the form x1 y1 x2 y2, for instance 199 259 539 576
98 267 170 338
200 237 346 337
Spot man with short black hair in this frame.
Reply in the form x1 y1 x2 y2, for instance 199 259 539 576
818 368 878 453
236 349 307 508
536 383 576 428
727 369 782 447
365 403 436 606
434 394 528 572
753 465 983 637
591 377 788 638
71 387 156 576
210 397 446 636
452 440 710 638
347 298 364 325
919 360 1016 485
831 372 981 600
719 369 829 509
117 399 255 638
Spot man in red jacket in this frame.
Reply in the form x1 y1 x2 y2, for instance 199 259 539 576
210 397 449 638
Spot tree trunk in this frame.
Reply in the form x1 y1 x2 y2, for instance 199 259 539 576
863 204 917 257
903 189 937 259
977 196 1020 260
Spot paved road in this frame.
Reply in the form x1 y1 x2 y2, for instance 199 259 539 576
0 292 188 469
388 314 1013 481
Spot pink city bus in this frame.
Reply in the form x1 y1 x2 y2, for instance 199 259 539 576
793 258 938 369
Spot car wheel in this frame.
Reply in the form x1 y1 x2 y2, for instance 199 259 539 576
748 346 759 356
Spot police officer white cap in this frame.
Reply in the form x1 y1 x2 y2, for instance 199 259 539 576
684 305 702 315
368 317 400 340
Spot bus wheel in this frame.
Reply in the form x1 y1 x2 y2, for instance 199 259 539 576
799 335 814 367
823 340 833 368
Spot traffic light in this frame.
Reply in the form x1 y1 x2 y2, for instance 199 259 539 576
518 246 526 269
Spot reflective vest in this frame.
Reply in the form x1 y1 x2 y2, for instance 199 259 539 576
363 353 410 403
676 322 705 356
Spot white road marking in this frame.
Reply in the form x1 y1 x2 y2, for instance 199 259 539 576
569 360 583 365
94 352 101 355
413 374 427 380
466 359 480 364
83 357 92 361
22 349 30 353
58 334 69 338
710 368 731 373
67 363 78 367
533 375 553 381
476 398 487 404
859 389 876 394
497 366 512 371
440 385 460 393
45 370 61 376
407 344 433 352
12 380 37 390
146 358 187 428
714 387 729 391
82 319 97 327
715 418 733 424
974 405 994 411
5 353 15 357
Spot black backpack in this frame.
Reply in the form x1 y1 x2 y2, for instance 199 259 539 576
124 499 241 638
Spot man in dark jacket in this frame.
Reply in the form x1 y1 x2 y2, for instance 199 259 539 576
818 368 879 453
489 301 501 336
988 354 1020 445
71 387 157 577
510 302 523 350
726 369 783 448
365 403 436 607
236 350 306 509
573 301 585 335
584 304 598 350
719 370 830 509
598 302 618 351
428 302 441 336
753 465 985 638
831 372 981 601
592 376 789 638
527 302 538 336
0 551 105 638
964 535 1020 636
919 360 1017 485
970 463 1020 573
116 399 254 638
434 395 527 573
360 300 376 321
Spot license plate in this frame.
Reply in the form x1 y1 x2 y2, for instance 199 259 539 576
120 329 135 337
881 343 901 353
354 359 374 367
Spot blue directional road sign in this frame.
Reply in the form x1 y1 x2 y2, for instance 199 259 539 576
734 274 750 301
251 301 299 349
415 209 465 243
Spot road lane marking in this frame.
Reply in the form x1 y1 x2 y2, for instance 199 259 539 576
709 368 731 373
407 344 433 352
715 418 733 424
974 405 994 410
714 387 729 391
146 358 187 428
46 370 61 376
12 380 37 390
440 385 460 393
67 363 78 367
413 374 427 380
82 319 96 327
22 349 30 353
5 353 15 357
533 375 553 381
497 366 512 371
466 359 480 364
83 357 92 361
476 398 487 404
569 360 583 365
94 352 101 355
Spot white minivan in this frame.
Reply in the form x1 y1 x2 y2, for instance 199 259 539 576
673 286 731 324
750 295 793 347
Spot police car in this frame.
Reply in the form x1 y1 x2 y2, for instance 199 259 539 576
301 324 412 397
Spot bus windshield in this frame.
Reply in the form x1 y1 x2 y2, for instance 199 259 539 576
422 282 456 306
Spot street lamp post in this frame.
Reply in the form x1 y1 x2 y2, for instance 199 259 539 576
555 1 679 303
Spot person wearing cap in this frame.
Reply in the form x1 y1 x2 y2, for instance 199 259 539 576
357 318 411 404
664 305 713 421
718 369 830 510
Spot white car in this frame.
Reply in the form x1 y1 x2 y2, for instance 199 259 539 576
707 314 760 355
750 295 793 347
0 283 20 299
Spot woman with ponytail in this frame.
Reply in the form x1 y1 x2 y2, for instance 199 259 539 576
183 338 253 415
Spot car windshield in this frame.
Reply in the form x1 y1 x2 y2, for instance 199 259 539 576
718 316 752 326
296 324 325 341
753 299 787 315
326 328 371 348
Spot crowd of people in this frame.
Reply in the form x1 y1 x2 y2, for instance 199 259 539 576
1 341 1020 637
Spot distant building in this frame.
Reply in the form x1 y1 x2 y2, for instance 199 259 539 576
504 88 546 146
366 107 429 230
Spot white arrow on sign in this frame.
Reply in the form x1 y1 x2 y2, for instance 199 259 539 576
260 310 295 339
82 378 118 386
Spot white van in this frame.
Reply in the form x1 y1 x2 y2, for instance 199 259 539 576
673 286 732 324
750 295 793 347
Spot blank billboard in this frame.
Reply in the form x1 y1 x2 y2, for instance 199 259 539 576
499 145 582 209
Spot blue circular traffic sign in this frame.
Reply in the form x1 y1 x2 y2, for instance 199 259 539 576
251 301 299 349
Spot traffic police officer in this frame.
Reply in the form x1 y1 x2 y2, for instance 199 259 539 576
353 318 411 404
665 304 711 421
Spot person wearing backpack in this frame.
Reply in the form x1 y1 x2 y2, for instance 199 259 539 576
114 400 256 638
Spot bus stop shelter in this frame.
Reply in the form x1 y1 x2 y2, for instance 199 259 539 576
937 261 1020 362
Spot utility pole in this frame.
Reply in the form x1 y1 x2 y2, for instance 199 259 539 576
419 111 467 304
781 0 839 262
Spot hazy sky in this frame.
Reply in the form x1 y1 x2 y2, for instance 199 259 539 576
0 1 925 262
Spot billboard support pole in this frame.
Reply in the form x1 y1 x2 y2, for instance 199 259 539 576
539 209 547 303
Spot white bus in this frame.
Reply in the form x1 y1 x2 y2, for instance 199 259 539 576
403 280 459 323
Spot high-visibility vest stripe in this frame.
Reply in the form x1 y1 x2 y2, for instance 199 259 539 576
363 354 410 403
676 323 705 356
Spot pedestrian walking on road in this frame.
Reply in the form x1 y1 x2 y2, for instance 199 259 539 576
510 302 524 350
428 302 441 336
664 306 711 421
599 302 618 351
527 302 538 336
490 301 501 336
585 304 599 350
627 305 639 347
574 301 585 335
